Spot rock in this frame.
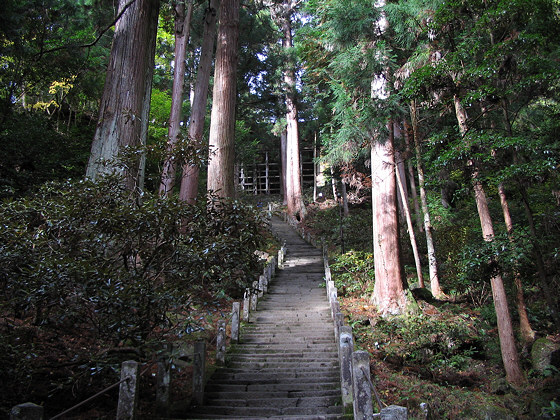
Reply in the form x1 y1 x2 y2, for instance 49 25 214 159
490 377 511 395
531 337 560 374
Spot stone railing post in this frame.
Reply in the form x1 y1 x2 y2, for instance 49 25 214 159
231 302 240 343
258 275 266 297
270 256 276 277
193 341 206 406
250 281 258 312
339 326 354 410
117 360 139 420
380 405 409 419
334 312 344 342
10 403 44 420
156 344 172 417
243 288 250 322
216 320 227 365
352 351 374 420
331 299 340 321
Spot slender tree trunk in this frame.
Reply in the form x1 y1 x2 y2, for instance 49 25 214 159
341 178 349 217
404 122 423 232
159 0 193 197
489 102 535 343
454 96 525 387
179 0 219 203
395 148 408 221
281 4 306 220
410 100 443 297
206 0 239 198
395 122 424 288
86 0 160 192
497 183 535 343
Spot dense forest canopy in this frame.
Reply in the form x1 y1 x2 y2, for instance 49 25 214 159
0 0 559 417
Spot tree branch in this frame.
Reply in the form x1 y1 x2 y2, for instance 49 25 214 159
36 0 137 58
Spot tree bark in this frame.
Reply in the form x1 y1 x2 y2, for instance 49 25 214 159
86 0 160 192
370 124 407 315
280 129 288 205
395 122 424 289
341 178 349 217
281 3 306 220
206 0 239 198
454 96 525 387
410 100 443 297
179 0 219 203
159 0 193 197
497 183 535 344
404 122 423 232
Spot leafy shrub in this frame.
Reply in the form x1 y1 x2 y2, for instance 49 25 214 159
330 251 374 296
0 176 264 343
0 175 266 414
375 314 481 370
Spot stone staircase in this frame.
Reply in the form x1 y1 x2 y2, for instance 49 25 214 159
186 217 344 419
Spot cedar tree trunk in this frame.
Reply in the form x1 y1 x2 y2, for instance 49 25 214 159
87 0 160 192
159 0 193 197
206 0 239 198
179 0 219 203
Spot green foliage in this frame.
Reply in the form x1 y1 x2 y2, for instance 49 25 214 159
376 313 481 370
331 251 374 296
542 400 560 418
0 111 92 198
0 176 265 343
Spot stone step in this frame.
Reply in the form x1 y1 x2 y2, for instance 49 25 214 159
205 382 340 393
204 395 341 408
204 389 341 400
188 405 344 417
226 360 339 370
210 371 339 382
228 353 338 360
229 345 337 353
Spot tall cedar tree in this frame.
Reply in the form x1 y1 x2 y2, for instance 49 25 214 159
86 0 160 191
179 0 220 203
159 0 193 197
206 0 240 198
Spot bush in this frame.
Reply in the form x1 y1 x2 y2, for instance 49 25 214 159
375 314 481 370
330 251 374 296
0 176 264 342
0 176 265 413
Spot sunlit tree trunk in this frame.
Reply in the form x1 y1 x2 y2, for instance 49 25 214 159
280 3 306 220
206 0 239 198
86 0 160 192
454 95 525 387
370 0 406 315
370 124 407 315
404 122 423 232
159 0 193 197
410 100 442 297
280 129 288 205
179 0 219 203
395 121 424 289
